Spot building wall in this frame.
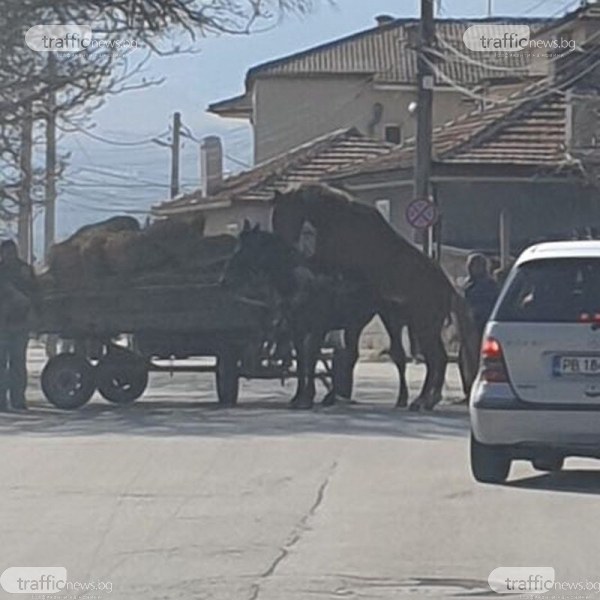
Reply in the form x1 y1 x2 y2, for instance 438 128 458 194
436 179 600 252
253 76 473 163
343 176 600 254
347 182 416 239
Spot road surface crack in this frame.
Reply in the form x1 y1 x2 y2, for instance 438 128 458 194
248 461 338 600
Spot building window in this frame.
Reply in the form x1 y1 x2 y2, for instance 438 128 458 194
375 199 391 222
384 125 402 145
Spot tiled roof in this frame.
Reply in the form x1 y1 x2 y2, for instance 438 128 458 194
441 94 566 165
209 16 552 115
534 1 600 36
153 128 394 215
345 94 568 175
245 18 548 86
330 60 599 178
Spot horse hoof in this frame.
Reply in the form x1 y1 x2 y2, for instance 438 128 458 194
395 398 408 409
290 397 314 410
424 397 442 411
408 401 421 412
321 393 337 407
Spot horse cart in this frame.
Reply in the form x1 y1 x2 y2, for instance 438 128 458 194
38 282 276 409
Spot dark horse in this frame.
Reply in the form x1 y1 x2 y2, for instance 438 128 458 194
272 183 480 410
222 222 410 409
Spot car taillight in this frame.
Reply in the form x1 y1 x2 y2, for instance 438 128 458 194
480 337 508 383
579 312 600 323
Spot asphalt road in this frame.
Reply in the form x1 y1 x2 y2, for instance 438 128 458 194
1 349 600 599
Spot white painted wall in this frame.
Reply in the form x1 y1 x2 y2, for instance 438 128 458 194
252 76 473 163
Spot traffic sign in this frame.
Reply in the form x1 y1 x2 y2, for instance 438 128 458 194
406 198 438 230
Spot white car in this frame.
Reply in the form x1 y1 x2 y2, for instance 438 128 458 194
470 240 600 483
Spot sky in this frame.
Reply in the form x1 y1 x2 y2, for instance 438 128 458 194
48 0 584 244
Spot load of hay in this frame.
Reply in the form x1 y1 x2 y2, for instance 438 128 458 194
44 214 237 290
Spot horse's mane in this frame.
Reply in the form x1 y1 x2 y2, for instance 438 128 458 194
283 182 365 213
277 182 448 279
281 182 420 253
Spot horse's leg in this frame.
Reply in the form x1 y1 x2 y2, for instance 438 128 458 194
323 326 360 406
409 327 434 412
410 326 447 412
390 327 409 408
290 333 306 407
292 331 321 410
323 347 345 407
380 307 409 408
409 341 431 411
424 333 448 411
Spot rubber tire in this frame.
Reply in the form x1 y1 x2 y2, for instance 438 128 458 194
470 434 512 484
96 356 148 405
41 353 96 410
532 456 564 472
216 351 239 407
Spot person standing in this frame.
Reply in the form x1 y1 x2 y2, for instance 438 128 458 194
464 253 499 339
0 240 39 412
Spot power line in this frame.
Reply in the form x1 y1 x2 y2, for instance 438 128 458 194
72 165 169 187
60 118 170 147
422 31 600 108
180 120 252 168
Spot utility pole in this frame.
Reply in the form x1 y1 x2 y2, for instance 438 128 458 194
170 111 181 198
152 111 182 198
18 100 33 262
414 0 435 255
487 0 493 17
44 53 57 260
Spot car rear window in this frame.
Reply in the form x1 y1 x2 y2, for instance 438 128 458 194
494 258 600 322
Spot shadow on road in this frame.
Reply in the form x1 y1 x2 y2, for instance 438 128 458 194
507 470 600 495
0 398 470 440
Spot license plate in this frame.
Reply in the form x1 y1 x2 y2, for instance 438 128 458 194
554 355 600 376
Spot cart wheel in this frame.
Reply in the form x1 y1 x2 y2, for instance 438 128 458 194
216 351 239 406
96 355 148 405
41 353 96 410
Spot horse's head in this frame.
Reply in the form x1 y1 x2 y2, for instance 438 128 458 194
221 220 296 293
272 189 306 246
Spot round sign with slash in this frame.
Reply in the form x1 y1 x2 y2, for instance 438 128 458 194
406 198 438 230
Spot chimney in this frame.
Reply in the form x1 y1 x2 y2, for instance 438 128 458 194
200 135 223 197
375 15 395 27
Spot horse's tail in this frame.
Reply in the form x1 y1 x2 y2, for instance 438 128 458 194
450 290 479 394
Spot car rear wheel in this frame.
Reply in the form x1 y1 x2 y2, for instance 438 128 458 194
532 456 564 472
470 434 512 484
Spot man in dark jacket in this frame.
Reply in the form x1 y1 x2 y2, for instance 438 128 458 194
0 240 39 411
464 253 499 339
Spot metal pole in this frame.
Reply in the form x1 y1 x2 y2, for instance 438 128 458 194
415 0 435 255
500 209 511 268
170 111 181 199
18 101 33 262
44 53 57 261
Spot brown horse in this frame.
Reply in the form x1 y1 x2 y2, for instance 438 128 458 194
271 183 479 410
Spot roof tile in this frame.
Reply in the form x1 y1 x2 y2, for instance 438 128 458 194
153 128 394 215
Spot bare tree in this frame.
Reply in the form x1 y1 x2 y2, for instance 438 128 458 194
0 0 319 222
